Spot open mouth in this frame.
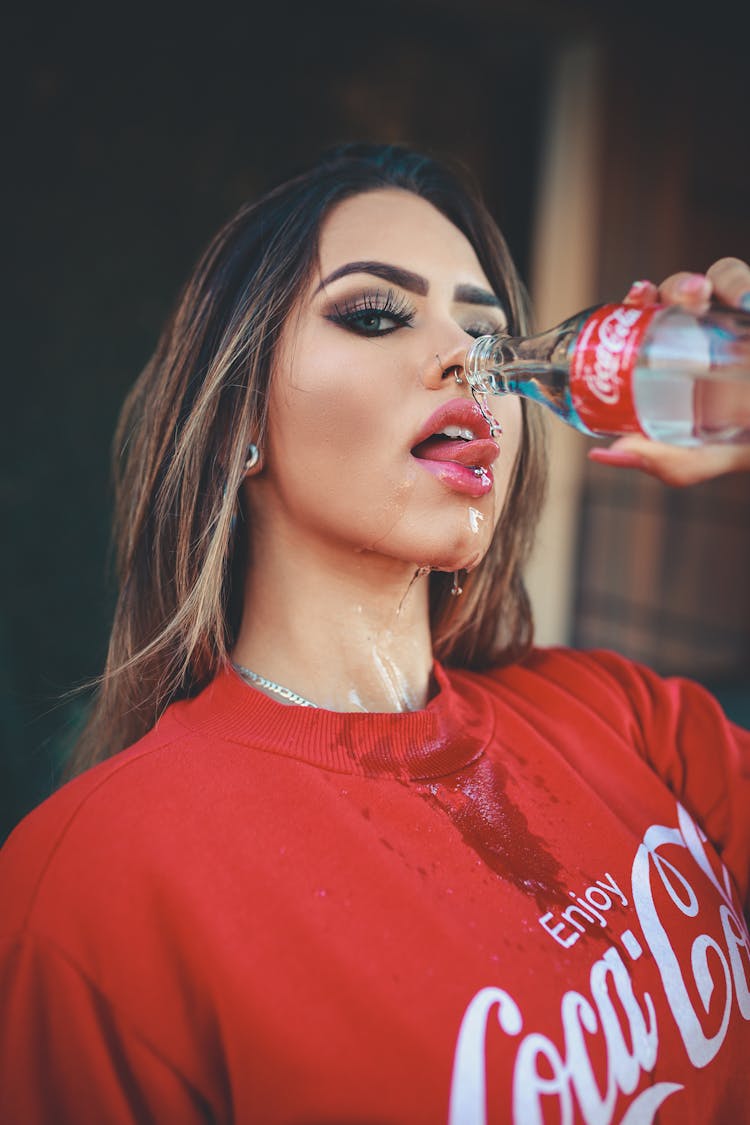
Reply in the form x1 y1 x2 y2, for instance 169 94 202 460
411 424 498 468
410 401 500 497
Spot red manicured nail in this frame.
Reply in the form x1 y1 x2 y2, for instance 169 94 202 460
677 273 709 296
623 280 656 307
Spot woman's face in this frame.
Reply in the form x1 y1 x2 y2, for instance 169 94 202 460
253 188 523 575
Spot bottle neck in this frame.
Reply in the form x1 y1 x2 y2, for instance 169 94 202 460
464 316 585 394
463 311 599 430
464 333 514 394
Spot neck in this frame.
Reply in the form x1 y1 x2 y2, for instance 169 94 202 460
232 536 435 713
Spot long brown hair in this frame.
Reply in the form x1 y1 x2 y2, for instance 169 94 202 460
68 143 547 775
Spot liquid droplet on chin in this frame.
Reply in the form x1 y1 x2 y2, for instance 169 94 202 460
450 571 463 596
468 507 484 534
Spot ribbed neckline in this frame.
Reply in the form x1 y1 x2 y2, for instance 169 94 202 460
169 661 494 780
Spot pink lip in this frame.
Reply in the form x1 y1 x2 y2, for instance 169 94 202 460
410 398 499 498
413 458 495 497
412 398 494 448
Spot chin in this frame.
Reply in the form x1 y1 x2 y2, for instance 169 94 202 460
405 537 489 575
366 505 497 574
432 549 485 574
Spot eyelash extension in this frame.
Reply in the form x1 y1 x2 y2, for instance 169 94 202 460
327 287 416 334
462 321 507 340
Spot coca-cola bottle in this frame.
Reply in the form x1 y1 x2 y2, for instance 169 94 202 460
464 303 750 446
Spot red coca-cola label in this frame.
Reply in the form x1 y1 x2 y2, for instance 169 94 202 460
569 303 661 434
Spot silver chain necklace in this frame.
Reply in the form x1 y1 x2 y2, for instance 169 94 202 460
233 663 318 708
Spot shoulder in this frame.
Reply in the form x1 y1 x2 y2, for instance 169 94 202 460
474 644 717 718
456 645 747 764
490 643 653 691
461 645 655 724
1 738 151 891
465 648 750 893
0 693 249 944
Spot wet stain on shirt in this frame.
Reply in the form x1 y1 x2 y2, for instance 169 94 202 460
415 755 566 909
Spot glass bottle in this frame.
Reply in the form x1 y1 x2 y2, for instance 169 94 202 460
464 302 750 446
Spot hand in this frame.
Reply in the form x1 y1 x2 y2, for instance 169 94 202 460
587 258 750 486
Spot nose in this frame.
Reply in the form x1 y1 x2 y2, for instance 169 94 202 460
421 331 472 390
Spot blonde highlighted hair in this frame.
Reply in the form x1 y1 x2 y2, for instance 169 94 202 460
68 143 547 775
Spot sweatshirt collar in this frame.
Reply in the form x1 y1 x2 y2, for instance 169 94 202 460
170 661 494 780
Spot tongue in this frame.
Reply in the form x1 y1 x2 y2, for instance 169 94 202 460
412 435 472 462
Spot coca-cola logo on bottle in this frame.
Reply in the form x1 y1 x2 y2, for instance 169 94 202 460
582 306 643 405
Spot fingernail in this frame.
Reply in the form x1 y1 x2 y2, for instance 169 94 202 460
625 280 652 300
739 292 750 312
677 273 709 296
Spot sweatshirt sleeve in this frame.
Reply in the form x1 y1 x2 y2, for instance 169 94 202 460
588 648 750 915
0 930 211 1125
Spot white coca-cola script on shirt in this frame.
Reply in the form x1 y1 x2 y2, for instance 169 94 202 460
448 801 750 1124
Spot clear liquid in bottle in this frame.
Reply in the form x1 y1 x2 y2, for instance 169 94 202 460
632 308 750 445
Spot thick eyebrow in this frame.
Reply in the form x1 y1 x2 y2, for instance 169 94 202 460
315 259 503 310
453 283 503 308
315 260 428 295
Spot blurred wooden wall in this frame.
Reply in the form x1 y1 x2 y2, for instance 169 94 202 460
570 33 750 704
504 25 750 703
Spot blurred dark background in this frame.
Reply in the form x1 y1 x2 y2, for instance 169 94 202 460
4 3 750 841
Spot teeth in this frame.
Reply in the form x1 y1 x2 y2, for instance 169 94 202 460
440 425 475 440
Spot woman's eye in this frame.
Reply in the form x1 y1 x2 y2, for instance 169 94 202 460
345 309 405 335
326 288 415 337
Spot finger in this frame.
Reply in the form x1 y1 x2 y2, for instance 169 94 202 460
656 271 712 313
622 279 659 308
587 435 750 487
705 257 750 311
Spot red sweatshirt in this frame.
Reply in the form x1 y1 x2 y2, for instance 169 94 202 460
1 647 749 1124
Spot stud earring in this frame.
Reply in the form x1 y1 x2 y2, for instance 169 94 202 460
244 443 261 474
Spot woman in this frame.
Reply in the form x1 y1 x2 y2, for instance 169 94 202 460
1 143 749 1124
